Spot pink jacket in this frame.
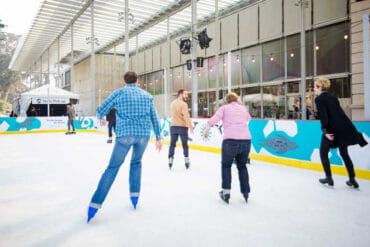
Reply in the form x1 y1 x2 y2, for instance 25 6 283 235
207 102 251 140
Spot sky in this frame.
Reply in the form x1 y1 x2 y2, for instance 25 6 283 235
0 0 42 35
1 132 370 247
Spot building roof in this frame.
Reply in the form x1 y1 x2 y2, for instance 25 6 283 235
9 0 258 73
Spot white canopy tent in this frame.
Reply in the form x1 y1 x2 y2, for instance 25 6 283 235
13 84 80 117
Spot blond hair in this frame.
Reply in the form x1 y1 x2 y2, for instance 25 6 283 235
225 92 239 104
315 78 331 91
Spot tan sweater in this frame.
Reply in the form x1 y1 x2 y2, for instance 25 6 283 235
170 98 193 130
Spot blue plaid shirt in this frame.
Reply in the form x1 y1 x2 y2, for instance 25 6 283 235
96 84 162 140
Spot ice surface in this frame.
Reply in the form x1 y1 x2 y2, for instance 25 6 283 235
1 133 370 247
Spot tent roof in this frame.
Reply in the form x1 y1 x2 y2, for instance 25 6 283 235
21 84 80 99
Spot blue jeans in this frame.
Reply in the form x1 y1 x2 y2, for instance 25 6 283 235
90 136 149 208
67 118 75 131
221 139 251 194
168 126 189 158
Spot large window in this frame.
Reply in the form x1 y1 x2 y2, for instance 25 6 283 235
286 32 314 78
183 67 192 92
223 50 241 87
329 77 351 98
262 39 285 81
241 45 260 84
198 59 208 90
262 85 285 118
172 66 183 94
241 86 261 118
316 22 350 75
208 55 225 89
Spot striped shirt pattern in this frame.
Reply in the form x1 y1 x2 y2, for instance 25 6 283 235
96 84 162 140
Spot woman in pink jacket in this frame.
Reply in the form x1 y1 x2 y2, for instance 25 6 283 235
204 92 252 204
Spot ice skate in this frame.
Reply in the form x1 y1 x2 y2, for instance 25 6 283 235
168 157 173 169
319 177 334 186
346 178 359 189
242 193 249 203
185 157 190 169
87 206 98 223
219 190 230 204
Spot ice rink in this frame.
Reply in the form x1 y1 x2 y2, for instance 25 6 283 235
1 132 370 247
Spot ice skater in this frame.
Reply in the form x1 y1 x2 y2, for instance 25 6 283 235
204 92 252 204
65 103 76 134
87 71 163 223
314 78 367 188
106 108 116 143
168 89 193 169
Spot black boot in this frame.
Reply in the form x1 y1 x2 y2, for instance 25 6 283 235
219 191 230 204
242 193 249 203
319 177 334 186
346 178 359 189
168 157 173 169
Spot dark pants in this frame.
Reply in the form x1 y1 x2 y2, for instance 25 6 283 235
169 126 189 158
108 121 116 138
221 139 251 194
320 135 355 179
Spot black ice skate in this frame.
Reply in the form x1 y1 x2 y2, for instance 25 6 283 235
168 157 173 169
346 178 359 189
185 157 190 169
242 193 249 203
219 190 230 204
319 177 334 186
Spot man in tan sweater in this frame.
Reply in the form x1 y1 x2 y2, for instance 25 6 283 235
168 89 194 169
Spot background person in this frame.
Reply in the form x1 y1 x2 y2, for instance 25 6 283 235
314 78 367 188
204 92 252 204
105 108 116 143
66 103 76 134
168 89 193 169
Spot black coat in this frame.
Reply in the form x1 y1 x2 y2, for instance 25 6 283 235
315 92 365 147
106 108 116 122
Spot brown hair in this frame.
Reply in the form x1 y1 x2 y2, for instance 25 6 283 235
225 92 239 104
124 71 138 84
177 89 185 96
315 78 331 91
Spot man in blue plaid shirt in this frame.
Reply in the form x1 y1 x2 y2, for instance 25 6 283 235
87 71 163 223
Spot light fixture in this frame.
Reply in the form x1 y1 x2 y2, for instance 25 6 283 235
315 45 319 50
290 53 294 58
236 55 240 62
180 38 191 54
270 54 274 61
251 56 255 63
344 34 348 40
198 29 212 49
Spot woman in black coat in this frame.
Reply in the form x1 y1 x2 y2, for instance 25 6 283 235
314 78 367 188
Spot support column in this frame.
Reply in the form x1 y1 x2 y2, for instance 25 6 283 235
164 18 171 117
124 0 129 72
215 0 220 109
299 0 308 120
191 0 198 117
90 1 96 114
227 51 231 93
364 14 370 120
71 24 75 91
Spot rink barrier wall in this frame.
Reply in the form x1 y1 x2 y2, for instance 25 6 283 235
1 116 370 180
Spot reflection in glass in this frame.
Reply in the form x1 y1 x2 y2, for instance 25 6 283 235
198 59 208 90
262 39 285 81
172 66 183 93
208 55 225 89
316 22 350 75
241 45 260 84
